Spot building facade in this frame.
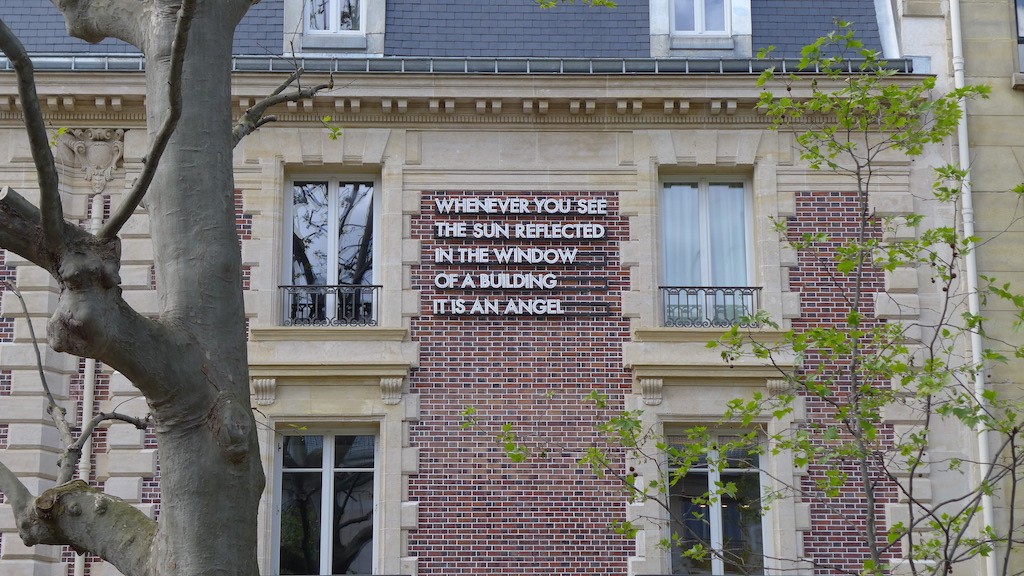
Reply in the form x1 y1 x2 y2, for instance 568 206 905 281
0 1 1007 575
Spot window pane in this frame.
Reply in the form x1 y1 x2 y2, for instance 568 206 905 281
720 472 764 575
674 0 696 32
282 435 324 469
339 0 361 30
332 471 374 574
662 184 702 286
337 182 374 285
670 473 713 574
704 0 726 32
292 182 330 286
279 471 323 575
335 435 375 469
707 183 747 286
306 0 330 31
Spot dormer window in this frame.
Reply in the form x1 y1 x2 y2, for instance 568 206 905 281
673 0 729 35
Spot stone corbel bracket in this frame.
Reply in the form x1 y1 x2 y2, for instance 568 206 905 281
251 377 277 406
381 376 405 405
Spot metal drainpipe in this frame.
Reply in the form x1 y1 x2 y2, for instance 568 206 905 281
74 193 104 576
949 1 997 575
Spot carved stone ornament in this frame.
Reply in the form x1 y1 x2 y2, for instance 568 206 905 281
381 376 404 405
56 128 125 194
766 378 791 396
639 377 664 406
251 378 277 406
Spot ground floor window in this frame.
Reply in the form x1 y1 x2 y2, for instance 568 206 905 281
277 433 376 575
668 432 765 575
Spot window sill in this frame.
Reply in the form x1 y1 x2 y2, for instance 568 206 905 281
633 327 787 344
1012 72 1024 91
670 34 735 50
249 326 407 342
302 32 368 51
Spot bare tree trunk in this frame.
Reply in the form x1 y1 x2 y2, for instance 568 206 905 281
0 2 265 575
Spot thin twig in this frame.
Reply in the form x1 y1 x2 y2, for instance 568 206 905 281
232 68 332 147
0 280 74 448
97 0 196 240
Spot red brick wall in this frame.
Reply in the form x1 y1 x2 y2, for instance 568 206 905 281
787 189 901 572
408 191 634 575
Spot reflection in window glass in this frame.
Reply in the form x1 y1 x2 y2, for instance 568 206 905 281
279 434 376 575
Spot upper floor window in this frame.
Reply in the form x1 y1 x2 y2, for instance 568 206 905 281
669 432 765 575
276 433 376 575
284 180 379 326
660 180 759 327
306 0 364 34
673 0 729 35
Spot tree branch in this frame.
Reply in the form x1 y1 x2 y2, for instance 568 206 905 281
0 20 64 254
1 474 157 576
232 69 333 148
98 0 196 240
50 0 146 48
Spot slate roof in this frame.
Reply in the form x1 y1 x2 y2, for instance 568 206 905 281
1 0 881 59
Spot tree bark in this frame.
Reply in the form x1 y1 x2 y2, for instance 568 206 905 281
0 2 267 575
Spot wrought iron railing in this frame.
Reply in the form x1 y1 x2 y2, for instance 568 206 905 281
280 284 381 327
660 286 761 328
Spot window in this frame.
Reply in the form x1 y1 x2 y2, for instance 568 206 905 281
285 180 379 326
305 0 363 34
660 180 758 327
277 433 376 575
668 433 765 575
673 0 729 35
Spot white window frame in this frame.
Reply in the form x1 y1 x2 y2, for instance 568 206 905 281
671 0 732 36
272 428 380 576
667 430 771 575
283 176 381 325
304 0 367 35
660 177 754 287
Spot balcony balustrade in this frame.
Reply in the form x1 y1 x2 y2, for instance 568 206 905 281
280 284 381 327
660 286 761 328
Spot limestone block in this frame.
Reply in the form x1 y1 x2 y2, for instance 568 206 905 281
403 393 420 422
134 503 158 520
882 398 929 424
0 397 62 424
98 397 150 420
400 500 419 529
104 476 143 501
885 267 920 293
903 0 941 16
105 448 158 477
869 192 915 216
402 446 419 475
776 190 797 217
779 245 798 268
8 370 71 399
5 423 62 451
0 558 64 576
781 291 801 319
108 371 137 395
0 506 13 531
619 240 643 268
881 216 917 242
620 290 648 320
119 237 154 264
14 267 58 291
896 477 932 503
401 239 421 265
119 264 152 288
0 344 76 373
0 449 59 478
121 289 158 314
874 293 920 319
122 129 148 163
106 423 146 449
0 537 62 562
401 289 421 318
0 289 57 315
794 502 812 531
113 210 151 239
